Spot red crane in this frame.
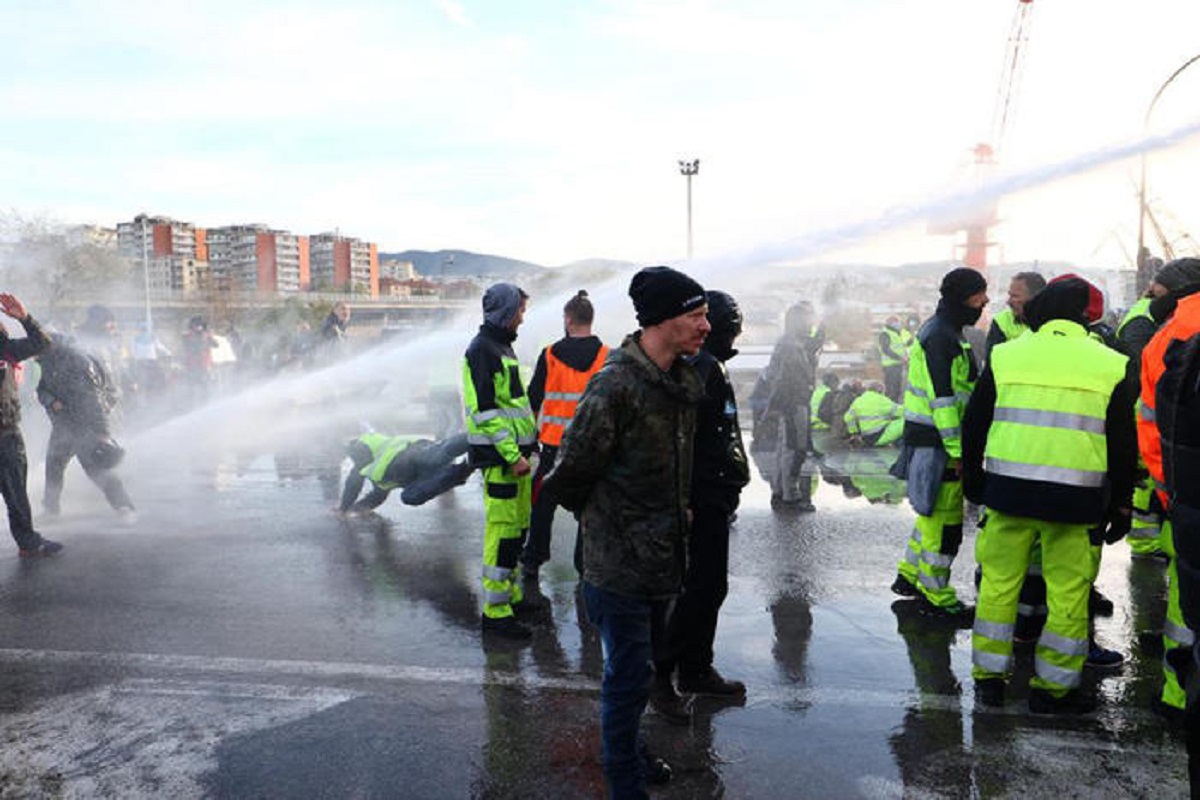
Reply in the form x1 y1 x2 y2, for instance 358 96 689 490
934 0 1036 277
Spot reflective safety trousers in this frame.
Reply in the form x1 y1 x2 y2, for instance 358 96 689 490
972 510 1095 696
898 476 964 609
480 464 532 619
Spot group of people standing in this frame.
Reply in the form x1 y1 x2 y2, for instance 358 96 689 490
455 268 751 797
888 259 1200 736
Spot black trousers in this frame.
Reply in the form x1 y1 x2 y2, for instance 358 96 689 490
44 424 133 513
0 429 42 550
659 501 731 676
521 445 558 569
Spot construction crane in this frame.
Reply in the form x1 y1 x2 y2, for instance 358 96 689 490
932 0 1035 277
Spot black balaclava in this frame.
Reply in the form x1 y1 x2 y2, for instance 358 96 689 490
936 267 987 328
703 290 742 361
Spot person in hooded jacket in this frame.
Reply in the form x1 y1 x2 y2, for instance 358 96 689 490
652 290 751 719
520 290 608 581
462 283 538 640
891 267 987 621
963 276 1135 714
37 332 134 516
760 301 823 511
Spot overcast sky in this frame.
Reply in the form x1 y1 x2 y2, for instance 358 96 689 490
2 0 1199 270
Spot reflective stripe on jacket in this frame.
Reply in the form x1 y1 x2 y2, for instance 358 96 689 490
462 325 537 467
903 320 976 459
987 320 1126 489
538 344 608 446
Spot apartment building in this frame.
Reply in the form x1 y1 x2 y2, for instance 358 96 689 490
205 224 311 293
116 214 207 292
309 232 379 296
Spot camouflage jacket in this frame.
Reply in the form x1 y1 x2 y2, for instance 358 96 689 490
542 332 703 599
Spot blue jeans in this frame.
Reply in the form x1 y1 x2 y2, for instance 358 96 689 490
582 581 661 800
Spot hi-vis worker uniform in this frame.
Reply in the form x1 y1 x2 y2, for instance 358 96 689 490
521 337 608 571
880 324 908 403
844 389 903 446
969 320 1129 698
810 382 831 431
463 324 538 620
897 315 978 609
537 345 608 447
1139 292 1200 712
1119 298 1167 558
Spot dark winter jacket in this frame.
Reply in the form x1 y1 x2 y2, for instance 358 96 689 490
542 332 703 599
0 316 50 430
37 338 117 436
761 331 819 417
688 349 749 513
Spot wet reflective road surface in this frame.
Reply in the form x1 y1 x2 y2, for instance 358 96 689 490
0 446 1188 798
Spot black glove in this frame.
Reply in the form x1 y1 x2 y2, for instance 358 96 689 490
962 464 985 506
1101 508 1132 544
1088 525 1105 547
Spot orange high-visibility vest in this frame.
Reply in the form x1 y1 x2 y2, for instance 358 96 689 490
1139 293 1200 505
538 344 608 446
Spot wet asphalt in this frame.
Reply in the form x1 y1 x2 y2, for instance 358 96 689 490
0 439 1190 799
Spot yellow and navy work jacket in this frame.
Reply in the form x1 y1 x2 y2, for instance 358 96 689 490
903 314 978 459
966 319 1134 524
810 383 830 430
359 433 421 491
462 323 537 468
879 326 907 368
537 344 608 446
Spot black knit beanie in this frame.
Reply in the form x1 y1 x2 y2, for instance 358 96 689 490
939 267 988 303
628 266 707 327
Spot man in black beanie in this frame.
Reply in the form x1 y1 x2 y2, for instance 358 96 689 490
542 265 708 797
891 267 987 624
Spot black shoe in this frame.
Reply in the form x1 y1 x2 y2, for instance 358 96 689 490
1088 587 1114 617
480 614 532 640
1029 687 1096 715
890 575 918 597
678 666 746 697
917 598 975 628
648 681 692 725
1085 644 1124 669
1137 630 1165 657
974 678 1005 708
19 539 64 558
638 745 673 786
1152 696 1187 729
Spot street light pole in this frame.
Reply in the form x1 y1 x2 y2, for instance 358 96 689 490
678 159 700 260
1137 53 1200 288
